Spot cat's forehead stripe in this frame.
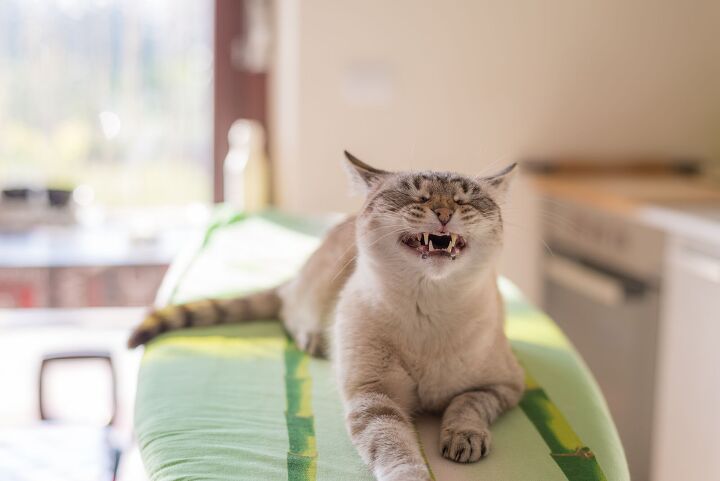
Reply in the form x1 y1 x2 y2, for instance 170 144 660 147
407 173 473 192
367 171 500 216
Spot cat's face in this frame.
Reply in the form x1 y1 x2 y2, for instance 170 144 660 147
345 151 514 279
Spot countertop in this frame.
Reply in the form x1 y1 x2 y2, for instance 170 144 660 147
531 174 720 245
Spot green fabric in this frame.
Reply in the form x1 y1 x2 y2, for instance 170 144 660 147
134 211 629 481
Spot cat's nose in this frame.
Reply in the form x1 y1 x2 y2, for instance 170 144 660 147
434 207 452 225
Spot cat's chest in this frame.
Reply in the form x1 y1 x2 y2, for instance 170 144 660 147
395 315 498 412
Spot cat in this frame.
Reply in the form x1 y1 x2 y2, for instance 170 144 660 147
128 151 525 481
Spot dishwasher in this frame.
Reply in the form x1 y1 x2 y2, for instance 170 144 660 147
541 198 665 481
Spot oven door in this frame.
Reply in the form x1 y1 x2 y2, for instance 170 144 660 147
543 253 659 481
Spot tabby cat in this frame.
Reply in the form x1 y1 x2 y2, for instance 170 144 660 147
129 151 524 481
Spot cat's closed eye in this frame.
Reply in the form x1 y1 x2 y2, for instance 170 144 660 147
417 195 430 203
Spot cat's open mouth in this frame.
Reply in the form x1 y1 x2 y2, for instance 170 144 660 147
400 232 467 260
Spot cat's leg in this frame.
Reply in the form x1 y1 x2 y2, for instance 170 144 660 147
289 327 326 357
439 384 523 463
277 281 328 357
277 217 357 358
340 354 429 481
346 390 431 481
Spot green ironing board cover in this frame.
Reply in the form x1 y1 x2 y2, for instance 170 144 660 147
134 210 629 481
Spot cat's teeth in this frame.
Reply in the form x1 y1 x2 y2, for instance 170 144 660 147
428 240 434 252
446 245 452 253
423 233 429 245
450 233 457 246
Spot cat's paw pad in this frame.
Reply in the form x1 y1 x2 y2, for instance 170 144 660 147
440 427 491 463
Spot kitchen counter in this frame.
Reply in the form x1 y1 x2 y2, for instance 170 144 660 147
640 204 720 246
0 206 209 307
531 170 720 481
531 174 720 243
0 224 201 269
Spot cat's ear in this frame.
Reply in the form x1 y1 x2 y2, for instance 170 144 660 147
343 150 390 193
477 162 517 201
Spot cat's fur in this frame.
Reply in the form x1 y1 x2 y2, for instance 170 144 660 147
128 152 525 481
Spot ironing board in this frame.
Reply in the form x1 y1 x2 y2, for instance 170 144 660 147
134 209 629 481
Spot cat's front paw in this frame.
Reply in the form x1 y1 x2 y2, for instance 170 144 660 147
440 427 491 463
377 463 432 481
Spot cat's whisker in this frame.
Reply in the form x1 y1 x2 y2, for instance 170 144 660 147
330 226 409 283
328 222 411 268
501 220 554 256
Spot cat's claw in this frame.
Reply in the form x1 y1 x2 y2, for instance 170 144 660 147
440 427 491 463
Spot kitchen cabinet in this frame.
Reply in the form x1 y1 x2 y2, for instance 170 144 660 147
652 236 720 481
529 171 720 481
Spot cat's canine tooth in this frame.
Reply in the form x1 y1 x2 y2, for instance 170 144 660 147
423 233 429 245
446 245 452 253
428 240 434 252
450 233 457 246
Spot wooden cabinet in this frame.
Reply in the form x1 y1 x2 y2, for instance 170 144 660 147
0 222 200 308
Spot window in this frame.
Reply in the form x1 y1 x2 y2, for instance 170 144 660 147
0 0 214 206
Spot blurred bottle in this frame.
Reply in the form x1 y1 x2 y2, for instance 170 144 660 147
223 119 270 212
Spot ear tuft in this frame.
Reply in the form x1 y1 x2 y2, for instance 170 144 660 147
343 150 390 194
477 162 517 201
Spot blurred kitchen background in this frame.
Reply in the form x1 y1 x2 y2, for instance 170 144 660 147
1 1 719 480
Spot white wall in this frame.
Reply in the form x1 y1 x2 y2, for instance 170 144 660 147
270 0 720 302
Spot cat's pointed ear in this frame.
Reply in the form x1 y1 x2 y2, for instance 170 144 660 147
477 162 517 201
343 150 390 193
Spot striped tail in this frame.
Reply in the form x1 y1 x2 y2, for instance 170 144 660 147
127 288 281 348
